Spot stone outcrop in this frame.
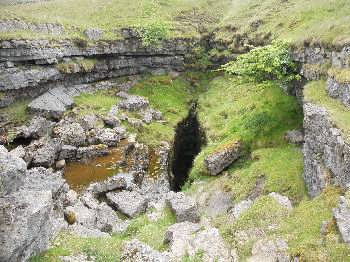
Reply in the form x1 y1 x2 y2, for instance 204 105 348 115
166 191 200 223
333 195 350 245
204 141 241 176
0 150 69 262
303 102 350 197
327 75 350 107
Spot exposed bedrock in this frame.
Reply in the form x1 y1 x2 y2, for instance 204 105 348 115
303 102 350 197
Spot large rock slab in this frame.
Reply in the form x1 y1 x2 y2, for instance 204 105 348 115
166 192 200 223
0 145 26 196
88 173 135 194
204 141 242 176
333 195 350 245
106 191 148 218
164 222 237 262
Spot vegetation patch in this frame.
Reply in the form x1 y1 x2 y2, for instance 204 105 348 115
304 80 350 142
31 207 175 262
189 75 303 182
56 59 96 74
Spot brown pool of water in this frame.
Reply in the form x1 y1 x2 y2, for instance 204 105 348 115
64 142 128 192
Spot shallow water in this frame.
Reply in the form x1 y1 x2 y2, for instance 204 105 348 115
64 141 129 191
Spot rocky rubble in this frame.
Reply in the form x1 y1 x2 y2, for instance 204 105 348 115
0 147 69 262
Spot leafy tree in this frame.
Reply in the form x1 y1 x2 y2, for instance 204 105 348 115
221 41 300 83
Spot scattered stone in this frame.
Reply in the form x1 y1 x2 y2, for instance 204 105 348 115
80 114 102 131
59 254 95 262
205 191 233 218
69 224 110 238
333 196 350 244
230 199 253 219
268 192 293 210
56 159 66 169
128 118 144 129
106 191 148 218
284 130 304 144
26 137 62 167
94 128 121 146
118 94 149 111
76 144 109 159
64 190 78 206
166 192 200 223
122 239 171 262
59 145 77 160
204 141 242 176
84 28 103 41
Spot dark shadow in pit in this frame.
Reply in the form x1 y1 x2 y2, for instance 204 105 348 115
171 102 205 191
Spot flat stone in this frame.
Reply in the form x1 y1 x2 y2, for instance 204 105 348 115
166 191 200 223
204 141 242 176
106 191 148 218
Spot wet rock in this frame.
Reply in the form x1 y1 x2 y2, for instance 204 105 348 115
76 144 109 159
118 94 149 111
268 192 293 210
53 122 86 147
56 159 66 169
59 145 77 160
88 173 135 194
94 128 121 146
166 191 200 223
16 116 54 140
84 28 103 41
284 130 304 144
165 222 236 262
247 238 289 262
106 191 148 218
204 141 242 176
0 145 26 196
122 239 171 262
230 199 253 219
333 196 350 244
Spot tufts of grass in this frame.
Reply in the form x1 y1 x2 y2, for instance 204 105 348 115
304 80 350 142
0 98 32 125
328 67 350 84
73 89 119 116
31 207 175 261
56 59 96 74
189 76 303 181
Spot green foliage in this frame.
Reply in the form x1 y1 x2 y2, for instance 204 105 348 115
221 41 300 84
138 20 170 47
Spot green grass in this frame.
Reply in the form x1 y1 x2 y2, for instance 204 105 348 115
219 0 350 46
127 73 211 146
73 89 119 116
304 80 350 142
189 76 303 181
31 207 175 262
0 98 32 125
0 0 229 40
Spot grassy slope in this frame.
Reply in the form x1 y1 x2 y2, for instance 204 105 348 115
220 0 350 45
1 0 349 45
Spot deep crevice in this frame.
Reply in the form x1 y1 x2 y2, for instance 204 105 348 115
171 102 205 191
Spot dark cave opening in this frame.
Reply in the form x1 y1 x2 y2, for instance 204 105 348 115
171 103 204 191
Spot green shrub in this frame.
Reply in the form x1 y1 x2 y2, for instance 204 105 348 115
138 20 169 47
221 41 300 84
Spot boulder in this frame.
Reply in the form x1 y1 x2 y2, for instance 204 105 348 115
69 224 110 238
333 196 350 244
56 159 66 169
88 173 135 194
118 94 149 111
16 116 54 140
204 141 241 176
53 122 86 147
165 222 236 262
106 191 148 218
76 144 109 159
205 191 233 218
26 137 62 167
268 192 293 210
94 128 121 146
59 145 77 160
166 192 200 223
0 145 26 196
9 145 26 159
122 239 171 262
284 130 304 144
